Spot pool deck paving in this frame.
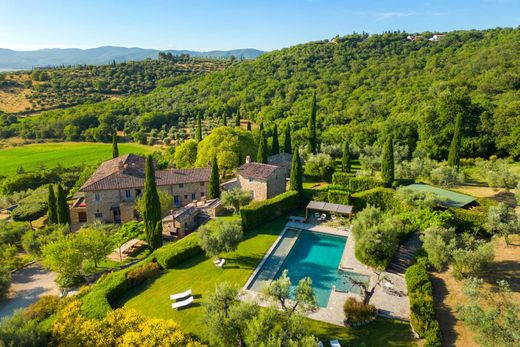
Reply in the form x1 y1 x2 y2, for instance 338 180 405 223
241 220 410 326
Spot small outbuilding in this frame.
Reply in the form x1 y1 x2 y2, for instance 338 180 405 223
305 201 354 221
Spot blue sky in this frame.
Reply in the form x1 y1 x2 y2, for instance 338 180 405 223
0 0 518 51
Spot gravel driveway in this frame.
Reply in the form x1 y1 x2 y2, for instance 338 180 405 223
0 262 59 318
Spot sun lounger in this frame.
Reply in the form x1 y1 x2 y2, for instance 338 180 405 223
330 340 341 347
170 289 192 301
172 296 194 309
216 258 226 267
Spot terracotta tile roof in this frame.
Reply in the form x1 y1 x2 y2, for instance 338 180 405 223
80 154 210 192
237 162 280 181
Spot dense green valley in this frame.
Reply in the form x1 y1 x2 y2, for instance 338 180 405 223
1 27 518 160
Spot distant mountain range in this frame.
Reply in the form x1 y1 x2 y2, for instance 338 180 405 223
0 46 265 69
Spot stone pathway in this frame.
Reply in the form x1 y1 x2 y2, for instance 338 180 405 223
0 262 59 318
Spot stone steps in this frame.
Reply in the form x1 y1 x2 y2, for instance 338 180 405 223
387 232 422 276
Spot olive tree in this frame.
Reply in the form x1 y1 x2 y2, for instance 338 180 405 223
421 225 457 271
220 188 252 214
198 219 243 261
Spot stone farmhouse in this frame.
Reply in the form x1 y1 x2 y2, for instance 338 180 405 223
71 154 211 224
222 154 291 201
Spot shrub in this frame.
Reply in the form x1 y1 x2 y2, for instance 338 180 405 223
0 309 47 346
351 187 395 211
23 295 61 322
327 189 351 205
331 172 354 186
343 298 376 325
152 232 203 269
405 262 442 345
240 191 299 230
126 261 160 287
449 208 487 235
332 174 384 193
0 266 11 300
11 186 48 222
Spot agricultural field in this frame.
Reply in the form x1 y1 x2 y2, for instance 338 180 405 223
0 142 156 176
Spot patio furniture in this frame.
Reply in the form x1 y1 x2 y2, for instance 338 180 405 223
317 342 324 347
169 289 192 301
172 296 194 309
216 258 226 267
314 212 320 218
331 215 337 221
330 340 341 347
321 213 327 220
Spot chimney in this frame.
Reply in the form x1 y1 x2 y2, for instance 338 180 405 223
245 155 251 164
117 161 124 173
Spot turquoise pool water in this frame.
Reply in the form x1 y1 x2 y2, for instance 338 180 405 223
273 230 347 307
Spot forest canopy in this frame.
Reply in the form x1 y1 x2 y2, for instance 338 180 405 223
2 27 519 159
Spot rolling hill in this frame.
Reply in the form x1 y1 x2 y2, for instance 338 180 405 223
2 27 519 160
0 46 264 69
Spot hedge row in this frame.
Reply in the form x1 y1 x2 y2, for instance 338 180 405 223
332 173 384 192
448 208 487 235
405 262 442 347
240 190 299 230
351 187 395 211
328 189 351 205
11 186 48 221
153 233 203 269
81 233 203 319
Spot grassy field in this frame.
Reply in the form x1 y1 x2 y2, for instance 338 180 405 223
0 142 156 176
116 216 415 346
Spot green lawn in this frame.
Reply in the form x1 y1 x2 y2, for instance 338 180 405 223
0 142 156 176
116 216 415 345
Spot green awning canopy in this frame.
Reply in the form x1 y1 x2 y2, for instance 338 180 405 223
405 183 476 208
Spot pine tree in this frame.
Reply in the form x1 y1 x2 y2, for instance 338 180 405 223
112 133 119 158
235 112 241 127
342 142 351 173
56 185 70 226
289 147 303 196
284 125 292 154
308 91 317 154
208 156 220 199
47 184 57 224
143 155 163 250
257 130 268 164
271 124 280 155
381 137 395 187
196 115 203 143
448 114 462 170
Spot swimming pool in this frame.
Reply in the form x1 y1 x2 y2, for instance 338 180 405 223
247 228 357 307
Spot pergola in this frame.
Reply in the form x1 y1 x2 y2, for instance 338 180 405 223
305 200 353 220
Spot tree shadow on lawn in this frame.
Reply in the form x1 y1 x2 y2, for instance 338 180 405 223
311 317 414 346
482 260 520 292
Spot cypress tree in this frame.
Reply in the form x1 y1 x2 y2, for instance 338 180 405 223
112 133 119 158
284 125 292 154
143 155 163 250
235 112 241 127
448 114 462 170
289 147 303 196
196 115 202 142
246 121 251 131
271 124 280 155
308 91 317 154
56 185 70 226
222 114 227 127
342 142 351 173
257 130 268 164
381 137 395 187
208 156 220 199
47 184 57 224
